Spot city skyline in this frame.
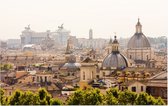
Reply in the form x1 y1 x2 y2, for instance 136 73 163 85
0 0 167 40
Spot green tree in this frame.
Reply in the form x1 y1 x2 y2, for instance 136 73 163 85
135 92 148 105
2 64 13 71
82 88 103 105
146 95 157 105
50 98 62 105
19 91 40 105
7 88 63 105
67 88 104 105
105 89 118 105
106 87 120 98
155 97 165 105
67 89 84 105
0 88 6 105
9 90 23 105
135 92 158 105
0 64 4 71
118 90 137 105
37 88 52 105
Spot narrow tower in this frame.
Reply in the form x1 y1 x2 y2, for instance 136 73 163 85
89 29 93 40
65 38 72 54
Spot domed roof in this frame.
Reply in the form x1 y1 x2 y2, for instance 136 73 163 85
127 19 151 48
66 54 76 63
62 62 81 70
127 33 151 48
102 52 129 69
102 36 129 69
62 54 81 70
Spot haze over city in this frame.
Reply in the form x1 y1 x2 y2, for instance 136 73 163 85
0 0 167 40
0 0 167 105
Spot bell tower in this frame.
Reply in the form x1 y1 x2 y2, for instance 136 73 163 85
89 29 93 40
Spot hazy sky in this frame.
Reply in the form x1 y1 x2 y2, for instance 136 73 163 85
0 0 167 40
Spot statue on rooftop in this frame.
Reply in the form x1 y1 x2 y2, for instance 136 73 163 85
25 24 30 30
58 24 64 29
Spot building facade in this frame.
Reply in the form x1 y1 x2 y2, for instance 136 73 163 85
127 19 153 66
20 24 70 47
7 39 21 49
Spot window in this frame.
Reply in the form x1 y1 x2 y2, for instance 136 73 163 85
9 92 12 95
45 76 47 82
83 72 85 80
147 55 149 60
96 75 99 79
132 87 136 92
130 55 132 59
103 72 105 77
122 87 124 91
141 86 144 91
151 88 155 94
40 76 43 82
37 76 39 82
32 77 35 82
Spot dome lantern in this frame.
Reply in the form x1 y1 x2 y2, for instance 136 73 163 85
112 35 119 53
127 19 151 48
136 18 142 33
102 35 130 69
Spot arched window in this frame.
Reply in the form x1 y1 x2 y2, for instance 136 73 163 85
130 55 132 59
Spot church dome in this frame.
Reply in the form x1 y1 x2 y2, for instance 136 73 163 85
102 36 129 69
102 53 129 69
127 33 151 48
62 62 81 70
62 54 81 71
127 19 151 48
66 54 76 63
